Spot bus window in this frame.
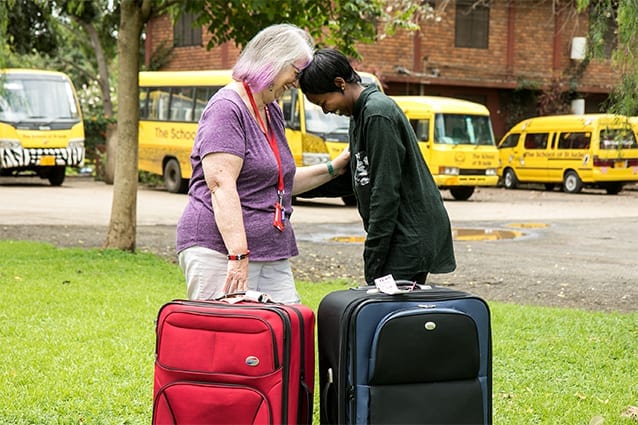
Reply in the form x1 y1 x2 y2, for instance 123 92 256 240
599 128 638 149
194 86 220 122
169 87 195 122
498 133 520 149
280 89 298 129
523 133 549 150
139 88 150 119
557 132 591 150
304 100 349 135
409 119 430 142
434 113 495 146
147 88 170 121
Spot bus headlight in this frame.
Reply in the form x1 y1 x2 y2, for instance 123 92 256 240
0 139 22 150
67 139 85 149
439 166 460 175
486 168 497 176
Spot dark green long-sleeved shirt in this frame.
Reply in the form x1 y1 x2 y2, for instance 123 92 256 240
349 85 456 283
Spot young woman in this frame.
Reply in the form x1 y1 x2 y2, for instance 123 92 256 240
176 26 349 302
299 48 456 284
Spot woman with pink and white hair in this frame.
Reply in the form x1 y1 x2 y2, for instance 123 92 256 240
176 24 350 303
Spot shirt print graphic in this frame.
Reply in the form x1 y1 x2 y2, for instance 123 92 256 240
354 151 370 187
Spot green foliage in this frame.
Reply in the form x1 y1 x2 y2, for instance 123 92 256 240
605 73 638 116
578 0 638 116
5 0 59 55
1 240 637 424
84 112 116 158
0 1 9 68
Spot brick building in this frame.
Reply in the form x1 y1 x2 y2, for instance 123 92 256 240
143 1 620 139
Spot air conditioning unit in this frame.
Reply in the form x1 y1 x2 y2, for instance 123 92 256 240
570 37 587 60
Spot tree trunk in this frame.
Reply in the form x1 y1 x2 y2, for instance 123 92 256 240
103 123 117 184
103 0 152 251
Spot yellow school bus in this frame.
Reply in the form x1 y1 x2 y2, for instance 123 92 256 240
138 70 232 193
0 69 85 186
390 96 499 200
497 114 638 194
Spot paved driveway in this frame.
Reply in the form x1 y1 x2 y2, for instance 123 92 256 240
1 176 637 312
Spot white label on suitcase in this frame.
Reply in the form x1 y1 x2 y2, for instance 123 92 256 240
374 274 412 294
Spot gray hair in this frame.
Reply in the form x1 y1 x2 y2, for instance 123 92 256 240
232 24 314 93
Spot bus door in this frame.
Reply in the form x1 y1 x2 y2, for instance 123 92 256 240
552 131 592 181
280 89 303 166
517 132 551 182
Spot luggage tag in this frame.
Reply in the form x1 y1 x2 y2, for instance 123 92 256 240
372 274 407 294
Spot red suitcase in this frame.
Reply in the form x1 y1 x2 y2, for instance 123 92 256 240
152 296 315 425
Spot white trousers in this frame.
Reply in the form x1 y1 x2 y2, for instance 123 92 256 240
177 246 301 304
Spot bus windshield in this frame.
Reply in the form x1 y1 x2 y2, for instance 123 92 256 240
434 113 495 146
599 128 638 149
0 74 80 125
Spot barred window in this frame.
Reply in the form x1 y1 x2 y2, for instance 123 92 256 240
174 12 202 47
455 0 489 49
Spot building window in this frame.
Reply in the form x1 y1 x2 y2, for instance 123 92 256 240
174 12 202 47
455 0 489 49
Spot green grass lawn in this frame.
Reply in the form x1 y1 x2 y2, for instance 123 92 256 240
0 241 636 424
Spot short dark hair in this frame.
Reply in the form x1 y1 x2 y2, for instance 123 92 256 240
299 48 362 95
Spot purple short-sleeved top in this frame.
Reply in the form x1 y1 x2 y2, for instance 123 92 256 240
176 87 298 261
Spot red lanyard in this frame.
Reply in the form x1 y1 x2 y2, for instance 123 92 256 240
242 82 284 195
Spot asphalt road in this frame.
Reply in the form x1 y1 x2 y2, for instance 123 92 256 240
1 176 637 312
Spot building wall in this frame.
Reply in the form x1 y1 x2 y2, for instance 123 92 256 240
143 1 620 138
145 15 241 70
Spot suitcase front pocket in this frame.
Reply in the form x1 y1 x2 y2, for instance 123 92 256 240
153 381 272 424
366 380 484 424
368 310 480 384
157 311 279 376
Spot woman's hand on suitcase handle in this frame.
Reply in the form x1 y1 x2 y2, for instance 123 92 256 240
224 257 249 294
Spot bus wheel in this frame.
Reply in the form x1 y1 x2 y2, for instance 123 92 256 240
503 169 518 189
48 166 66 186
563 171 583 193
605 183 623 195
164 159 188 194
450 186 475 201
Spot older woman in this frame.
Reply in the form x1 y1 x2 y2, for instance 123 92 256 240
176 25 349 303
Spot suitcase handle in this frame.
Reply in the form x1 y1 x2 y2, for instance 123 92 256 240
215 290 274 303
354 280 432 294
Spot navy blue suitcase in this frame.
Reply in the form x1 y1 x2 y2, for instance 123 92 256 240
317 284 492 424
